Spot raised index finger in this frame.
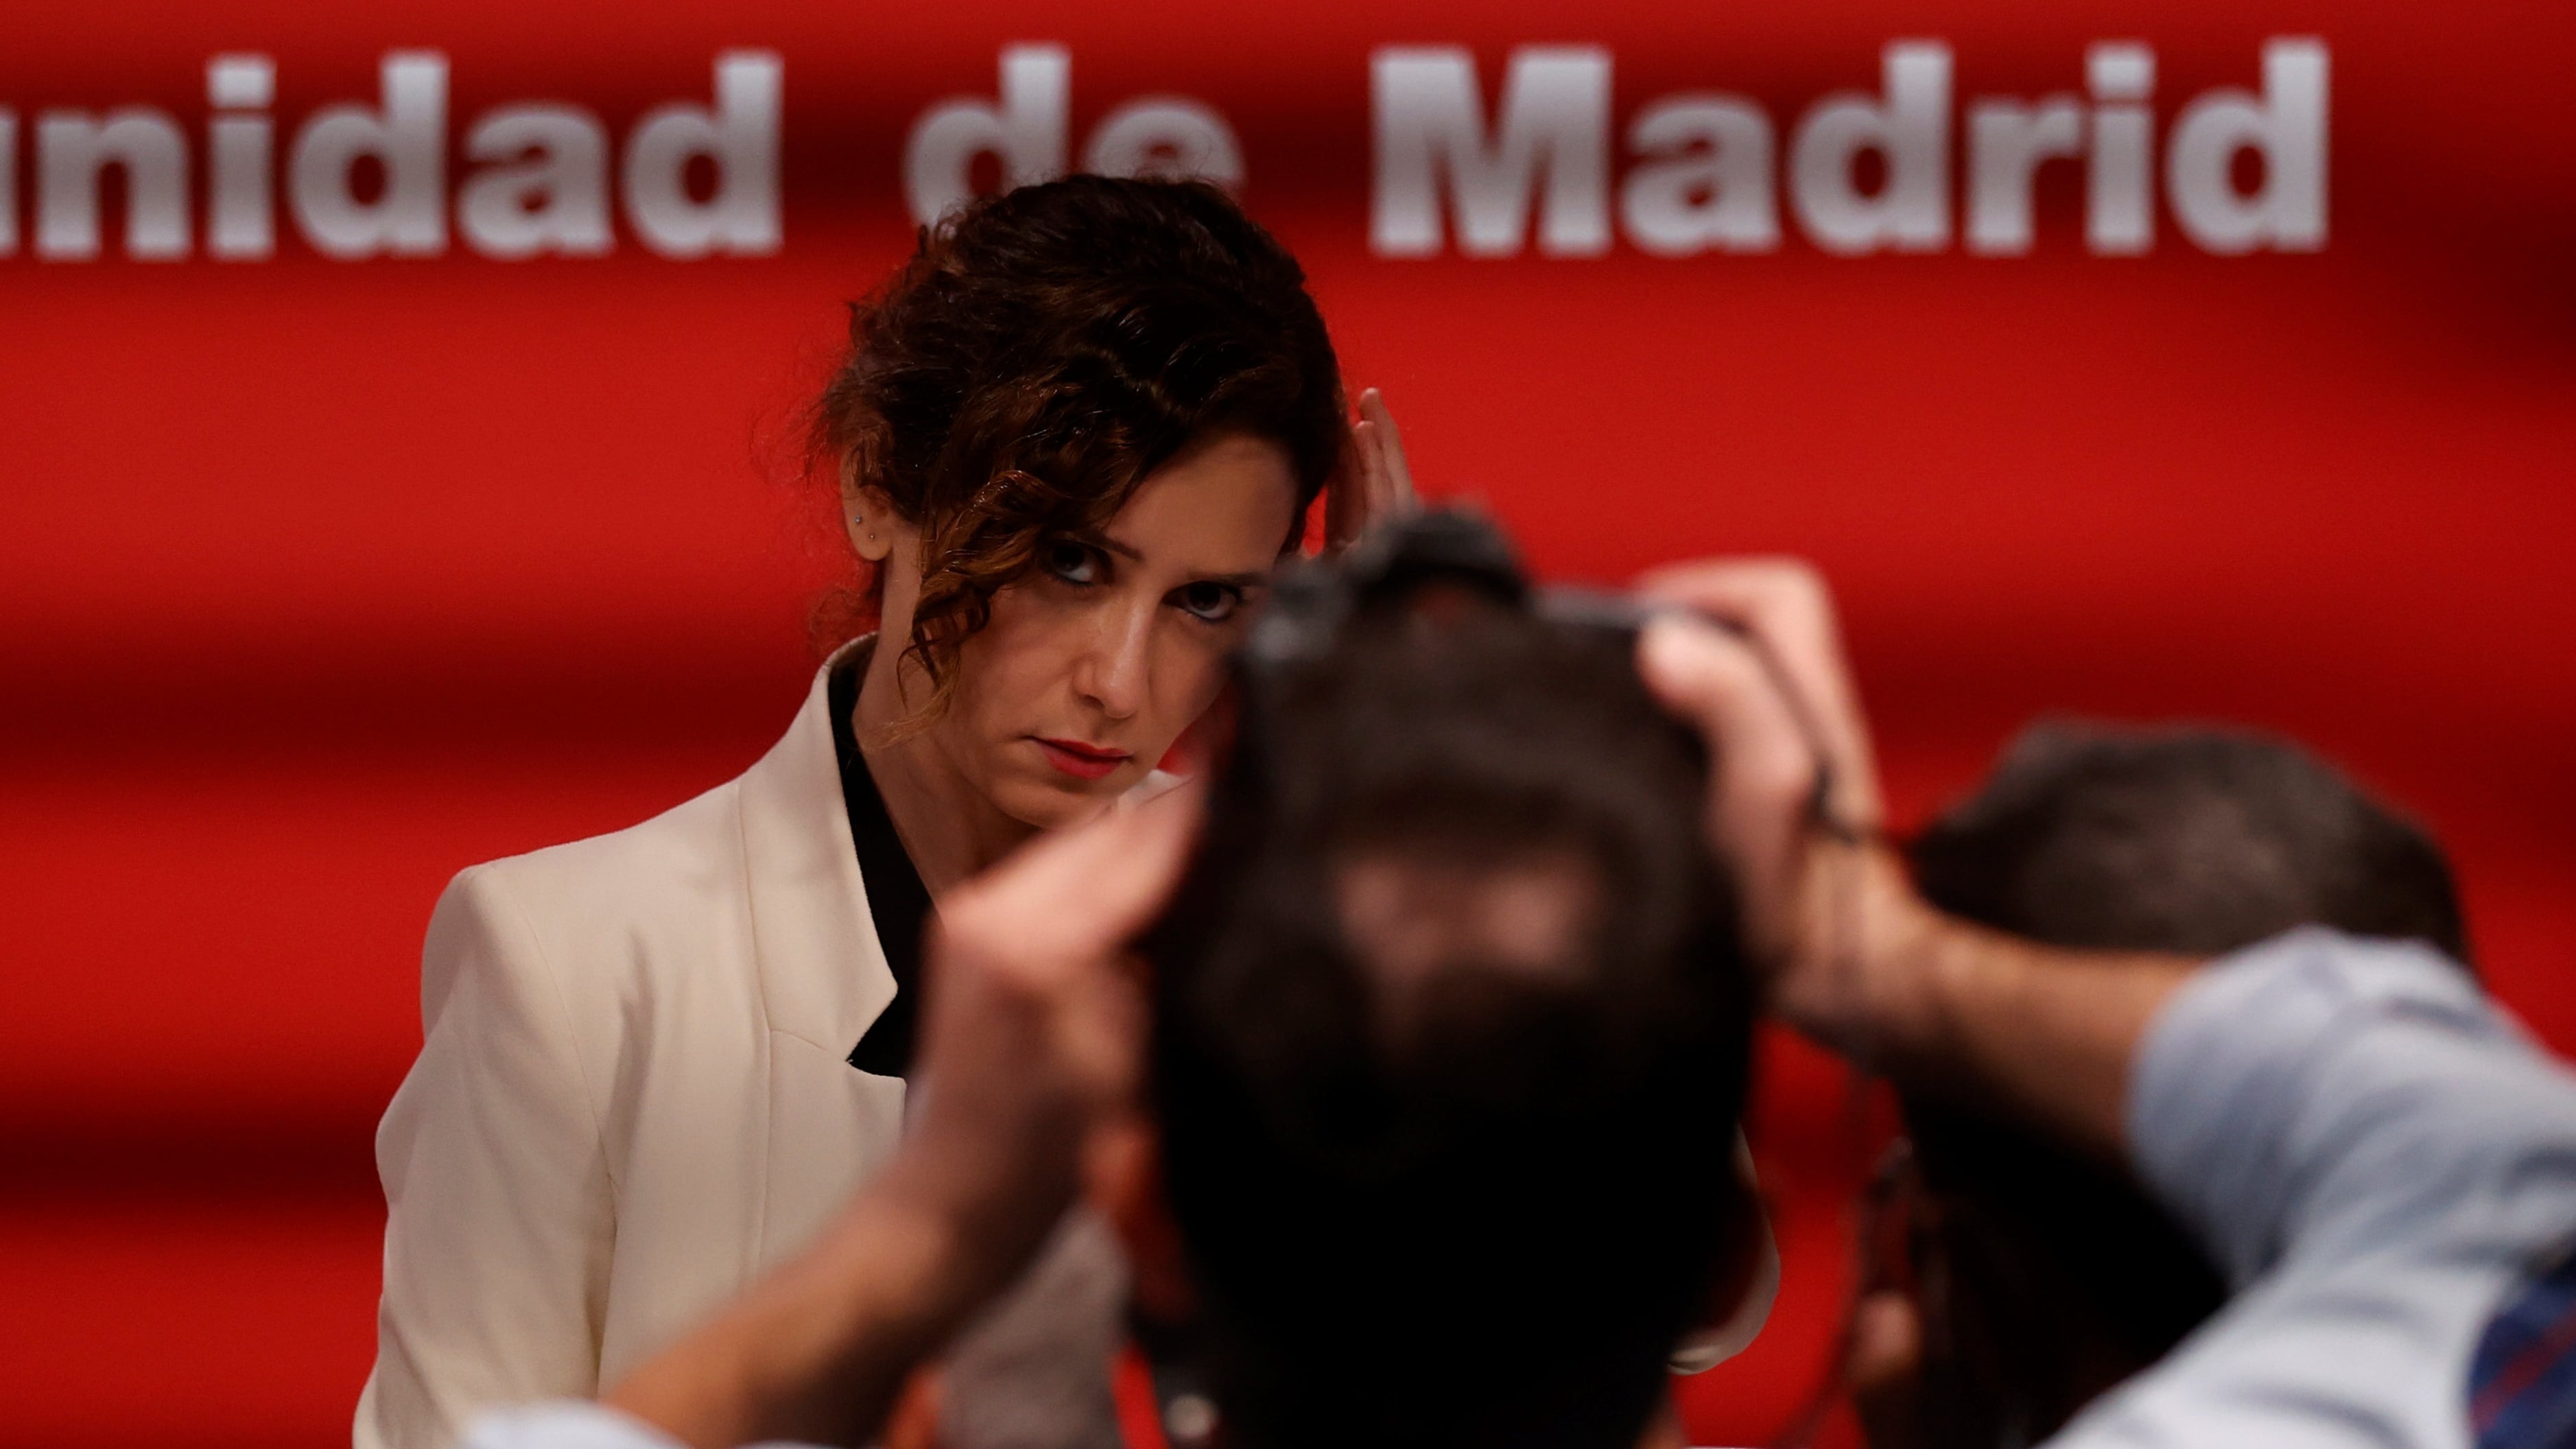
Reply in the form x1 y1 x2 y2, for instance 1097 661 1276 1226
1358 388 1417 513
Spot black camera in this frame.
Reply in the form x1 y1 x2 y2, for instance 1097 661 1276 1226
1243 506 1653 679
1235 506 1845 844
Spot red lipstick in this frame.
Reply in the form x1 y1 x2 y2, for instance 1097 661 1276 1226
1033 737 1132 781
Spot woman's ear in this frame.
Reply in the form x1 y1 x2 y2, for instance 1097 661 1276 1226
842 471 898 564
1670 1193 1782 1373
1847 1290 1927 1449
1671 1138 1784 1374
1086 1115 1196 1321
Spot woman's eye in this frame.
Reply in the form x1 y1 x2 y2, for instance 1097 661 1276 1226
1174 581 1243 624
1044 541 1101 585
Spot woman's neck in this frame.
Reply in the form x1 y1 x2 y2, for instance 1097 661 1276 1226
851 639 1037 897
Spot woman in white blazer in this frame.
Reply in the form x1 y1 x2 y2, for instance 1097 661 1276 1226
354 176 1412 1449
357 174 1775 1449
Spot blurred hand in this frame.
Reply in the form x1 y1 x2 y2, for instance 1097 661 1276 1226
1326 387 1419 550
603 792 1201 1449
1636 558 2186 1151
893 785 1202 1286
1631 560 1931 1055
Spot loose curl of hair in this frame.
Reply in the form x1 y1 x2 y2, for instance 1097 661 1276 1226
811 176 1349 725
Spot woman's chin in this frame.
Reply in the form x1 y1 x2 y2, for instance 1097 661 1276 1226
993 768 1137 831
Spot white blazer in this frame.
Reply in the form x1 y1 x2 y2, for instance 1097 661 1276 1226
357 648 908 1449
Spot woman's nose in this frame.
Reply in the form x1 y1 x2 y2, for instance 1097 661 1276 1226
1073 601 1153 721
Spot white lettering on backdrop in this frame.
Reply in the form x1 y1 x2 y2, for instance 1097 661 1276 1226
1366 39 2327 258
0 39 2326 262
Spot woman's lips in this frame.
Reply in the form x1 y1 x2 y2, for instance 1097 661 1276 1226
1032 737 1132 781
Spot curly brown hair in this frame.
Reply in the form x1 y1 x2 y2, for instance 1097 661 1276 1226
812 176 1349 720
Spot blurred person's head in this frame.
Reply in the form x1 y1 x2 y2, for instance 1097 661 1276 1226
814 174 1346 826
1850 722 2468 1449
1122 590 1762 1449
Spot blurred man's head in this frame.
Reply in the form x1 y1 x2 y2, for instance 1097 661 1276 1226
1856 722 2467 1449
1140 596 1759 1449
1910 722 2466 962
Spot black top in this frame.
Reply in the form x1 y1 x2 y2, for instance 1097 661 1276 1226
831 655 934 1079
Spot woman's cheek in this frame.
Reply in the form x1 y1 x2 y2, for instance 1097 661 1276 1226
962 585 1080 708
1147 630 1227 742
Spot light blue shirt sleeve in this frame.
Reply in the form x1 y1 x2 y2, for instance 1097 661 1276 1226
2048 927 2576 1448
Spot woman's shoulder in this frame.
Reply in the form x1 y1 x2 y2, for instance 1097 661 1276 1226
424 775 760 1008
423 664 851 1014
460 773 752 929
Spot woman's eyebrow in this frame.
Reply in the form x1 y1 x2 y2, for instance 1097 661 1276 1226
1076 529 1145 563
1082 528 1262 582
1080 528 1266 587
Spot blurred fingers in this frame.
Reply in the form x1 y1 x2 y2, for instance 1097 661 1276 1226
947 784 1203 980
1351 418 1385 524
1358 388 1417 513
1636 613 1821 835
1635 557 1880 823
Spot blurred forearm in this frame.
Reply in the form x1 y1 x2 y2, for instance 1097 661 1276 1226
600 1156 984 1449
1815 845 2198 1157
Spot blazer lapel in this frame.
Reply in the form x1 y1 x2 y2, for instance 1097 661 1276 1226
737 643 908 1269
738 641 899 1057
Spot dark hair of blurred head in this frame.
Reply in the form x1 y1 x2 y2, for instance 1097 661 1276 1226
1884 722 2468 1449
1144 598 1758 1449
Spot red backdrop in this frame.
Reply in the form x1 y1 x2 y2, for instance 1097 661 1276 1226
4 3 2573 1446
